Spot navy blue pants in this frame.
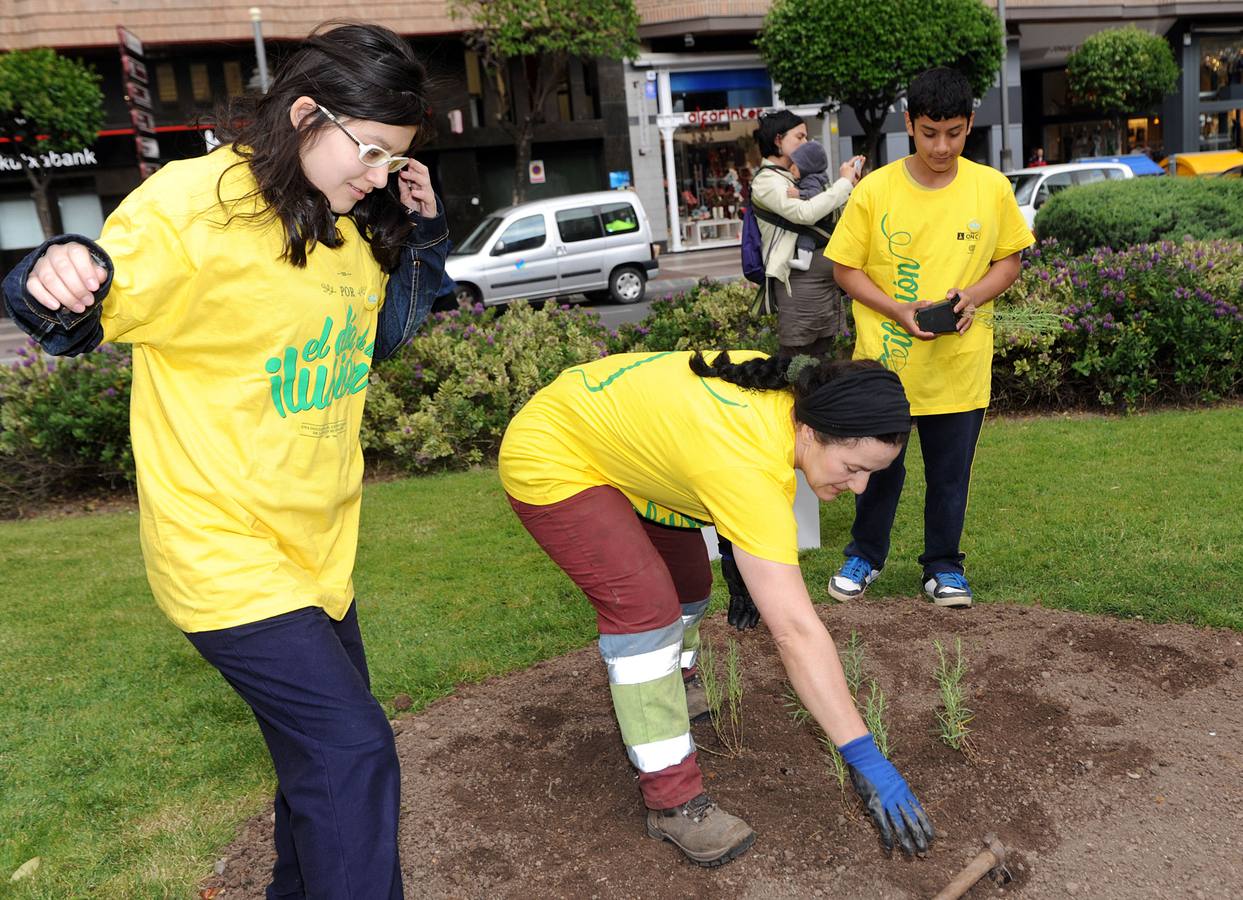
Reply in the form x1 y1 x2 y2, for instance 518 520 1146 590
845 408 986 579
186 604 402 900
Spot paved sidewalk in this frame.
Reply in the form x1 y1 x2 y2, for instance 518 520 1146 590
648 245 743 297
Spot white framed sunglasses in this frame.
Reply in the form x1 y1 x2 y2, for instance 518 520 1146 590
316 104 412 173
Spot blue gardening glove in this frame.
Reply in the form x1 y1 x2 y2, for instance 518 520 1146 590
718 537 760 630
838 733 934 856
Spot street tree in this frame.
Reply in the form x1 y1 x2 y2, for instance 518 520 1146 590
0 47 105 238
1066 26 1178 155
756 0 1003 164
449 0 640 203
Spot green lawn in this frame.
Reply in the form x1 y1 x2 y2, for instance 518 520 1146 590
1 406 1240 895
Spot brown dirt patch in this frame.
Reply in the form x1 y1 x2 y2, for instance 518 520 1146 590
206 600 1243 898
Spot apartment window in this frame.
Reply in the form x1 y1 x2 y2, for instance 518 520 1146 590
224 61 244 98
191 63 212 103
156 63 178 104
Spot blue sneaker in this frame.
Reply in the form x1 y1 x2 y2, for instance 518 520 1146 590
923 572 973 608
828 556 880 602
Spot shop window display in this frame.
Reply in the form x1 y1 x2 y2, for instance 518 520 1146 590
672 120 761 246
1200 35 1243 102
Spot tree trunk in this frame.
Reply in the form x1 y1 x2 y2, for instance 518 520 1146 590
1116 117 1128 155
856 105 885 170
25 166 60 239
512 118 534 205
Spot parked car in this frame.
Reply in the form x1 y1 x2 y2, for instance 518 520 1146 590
1158 149 1243 177
1005 162 1134 229
445 190 659 307
1073 154 1166 177
1214 163 1243 178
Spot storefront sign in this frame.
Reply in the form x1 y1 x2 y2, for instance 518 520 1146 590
0 149 99 172
686 106 767 127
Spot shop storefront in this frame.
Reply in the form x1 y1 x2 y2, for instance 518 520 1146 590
629 55 831 252
1199 31 1243 151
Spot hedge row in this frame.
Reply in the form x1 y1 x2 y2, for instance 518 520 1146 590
2 242 1239 504
1034 176 1243 254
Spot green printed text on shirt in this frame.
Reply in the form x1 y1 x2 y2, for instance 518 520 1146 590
264 305 373 418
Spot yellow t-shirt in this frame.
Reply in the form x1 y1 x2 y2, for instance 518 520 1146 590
499 351 801 565
826 156 1034 415
97 147 387 632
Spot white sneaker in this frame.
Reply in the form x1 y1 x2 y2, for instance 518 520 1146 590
923 572 973 608
828 556 880 602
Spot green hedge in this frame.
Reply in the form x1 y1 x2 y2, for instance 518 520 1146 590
2 251 1240 505
1034 176 1243 254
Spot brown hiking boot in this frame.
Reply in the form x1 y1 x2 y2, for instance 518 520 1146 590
645 793 755 867
684 674 710 723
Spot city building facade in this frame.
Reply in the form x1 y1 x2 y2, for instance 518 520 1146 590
2 0 1241 264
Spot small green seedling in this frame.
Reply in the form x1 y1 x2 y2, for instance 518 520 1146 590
933 637 976 758
700 638 744 757
862 679 892 758
841 630 865 700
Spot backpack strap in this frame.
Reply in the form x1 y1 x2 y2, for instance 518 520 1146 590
750 166 836 241
751 205 834 243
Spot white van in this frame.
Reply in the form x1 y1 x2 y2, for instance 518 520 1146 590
1005 162 1134 229
445 190 659 307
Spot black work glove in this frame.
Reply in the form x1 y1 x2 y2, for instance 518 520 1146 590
719 537 760 630
839 733 935 856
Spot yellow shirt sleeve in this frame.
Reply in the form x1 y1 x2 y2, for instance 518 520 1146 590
825 180 873 269
99 176 198 348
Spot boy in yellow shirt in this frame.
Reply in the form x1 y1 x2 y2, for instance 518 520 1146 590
826 67 1034 607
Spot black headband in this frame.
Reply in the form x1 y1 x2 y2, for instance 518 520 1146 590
795 368 912 437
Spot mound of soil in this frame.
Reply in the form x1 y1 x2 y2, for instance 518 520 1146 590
207 600 1242 898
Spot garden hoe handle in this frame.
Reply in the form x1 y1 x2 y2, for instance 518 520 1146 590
931 834 1007 900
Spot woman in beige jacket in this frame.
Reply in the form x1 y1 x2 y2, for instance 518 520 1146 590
750 110 863 357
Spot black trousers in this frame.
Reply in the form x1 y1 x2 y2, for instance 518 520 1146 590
844 408 987 579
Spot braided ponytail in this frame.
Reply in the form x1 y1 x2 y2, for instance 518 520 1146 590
688 351 911 445
688 350 789 389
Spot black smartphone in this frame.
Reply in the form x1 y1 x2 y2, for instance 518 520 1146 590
914 298 962 334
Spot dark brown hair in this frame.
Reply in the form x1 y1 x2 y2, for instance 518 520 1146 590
214 22 433 270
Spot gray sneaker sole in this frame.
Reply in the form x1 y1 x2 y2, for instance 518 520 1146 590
645 822 757 868
929 593 973 608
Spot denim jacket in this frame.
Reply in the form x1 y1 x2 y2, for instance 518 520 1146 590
1 205 451 363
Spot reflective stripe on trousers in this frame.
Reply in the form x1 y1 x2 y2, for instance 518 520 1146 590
599 619 694 772
679 597 709 671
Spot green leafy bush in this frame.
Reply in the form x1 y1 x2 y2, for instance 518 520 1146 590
605 280 780 355
1034 177 1243 254
0 341 133 504
3 258 1239 507
993 239 1243 409
362 301 611 470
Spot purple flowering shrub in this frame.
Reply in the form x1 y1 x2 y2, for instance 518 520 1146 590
995 239 1243 409
0 340 134 502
